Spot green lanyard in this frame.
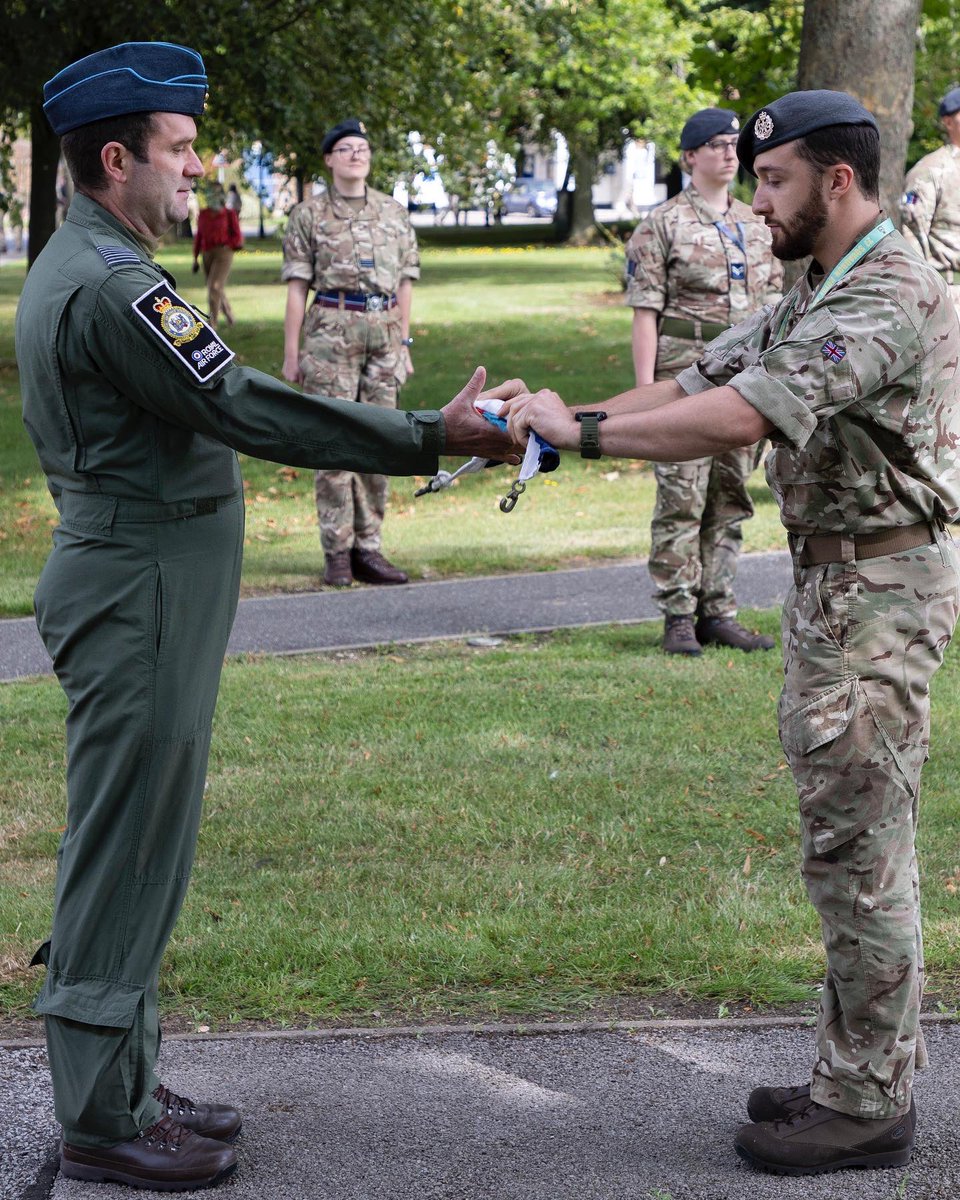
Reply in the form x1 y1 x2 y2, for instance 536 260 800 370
774 216 895 343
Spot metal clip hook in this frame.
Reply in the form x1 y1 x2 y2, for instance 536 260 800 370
499 479 526 513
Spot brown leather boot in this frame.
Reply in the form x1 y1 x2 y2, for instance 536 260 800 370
735 1097 915 1175
153 1083 242 1142
61 1117 237 1190
323 550 353 587
351 547 408 585
696 616 775 652
662 615 702 656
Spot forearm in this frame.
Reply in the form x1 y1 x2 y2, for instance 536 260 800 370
505 383 772 460
283 280 309 361
572 379 686 417
397 278 413 339
631 307 659 387
597 387 773 461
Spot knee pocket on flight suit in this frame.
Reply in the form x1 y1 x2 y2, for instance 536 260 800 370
31 940 145 1028
780 676 913 857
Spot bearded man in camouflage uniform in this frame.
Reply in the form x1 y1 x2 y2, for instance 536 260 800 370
901 86 960 311
282 118 418 587
503 90 960 1176
626 107 783 656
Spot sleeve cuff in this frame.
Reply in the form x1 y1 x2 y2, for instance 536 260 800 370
280 265 314 284
676 365 714 395
727 366 818 449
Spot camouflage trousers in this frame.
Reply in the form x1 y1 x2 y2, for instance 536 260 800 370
779 531 959 1118
648 446 759 618
300 305 407 554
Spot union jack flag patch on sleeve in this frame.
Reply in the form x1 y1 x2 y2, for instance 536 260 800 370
821 339 846 364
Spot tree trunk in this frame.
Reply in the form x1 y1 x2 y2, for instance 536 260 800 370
797 0 920 224
28 102 60 269
561 144 599 246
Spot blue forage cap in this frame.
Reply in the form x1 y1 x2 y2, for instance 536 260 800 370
322 118 370 156
43 42 207 136
680 108 740 151
939 87 960 117
737 90 878 176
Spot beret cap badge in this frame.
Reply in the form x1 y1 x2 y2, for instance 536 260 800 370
754 111 774 140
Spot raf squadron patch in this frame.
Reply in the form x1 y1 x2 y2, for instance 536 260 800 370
131 284 234 382
821 338 846 364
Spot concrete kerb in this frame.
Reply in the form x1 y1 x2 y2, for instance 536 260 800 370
4 1010 958 1052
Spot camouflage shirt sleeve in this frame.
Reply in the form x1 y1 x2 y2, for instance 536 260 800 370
280 201 317 284
624 211 669 311
399 212 420 281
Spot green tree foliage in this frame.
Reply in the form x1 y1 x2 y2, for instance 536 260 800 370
912 0 960 165
683 0 803 117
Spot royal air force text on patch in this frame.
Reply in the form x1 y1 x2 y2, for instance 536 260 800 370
131 284 234 382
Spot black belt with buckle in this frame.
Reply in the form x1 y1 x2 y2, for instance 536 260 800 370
314 290 398 312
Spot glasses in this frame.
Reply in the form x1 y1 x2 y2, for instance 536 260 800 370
703 139 739 154
331 144 370 159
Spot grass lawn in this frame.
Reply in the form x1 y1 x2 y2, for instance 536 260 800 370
0 240 787 616
3 622 960 1032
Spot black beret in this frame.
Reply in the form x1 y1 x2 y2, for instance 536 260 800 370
737 90 878 176
940 87 960 117
322 119 370 156
680 108 740 151
43 42 207 136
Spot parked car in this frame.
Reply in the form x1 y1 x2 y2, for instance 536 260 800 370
501 178 558 218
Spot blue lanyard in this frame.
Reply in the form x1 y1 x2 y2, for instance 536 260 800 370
714 220 746 255
774 217 895 343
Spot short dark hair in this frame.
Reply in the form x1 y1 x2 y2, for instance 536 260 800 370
61 112 157 193
794 124 880 202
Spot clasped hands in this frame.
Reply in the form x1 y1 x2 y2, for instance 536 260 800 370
439 368 573 462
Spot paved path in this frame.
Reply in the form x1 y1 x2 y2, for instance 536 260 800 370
0 552 792 682
4 1018 959 1199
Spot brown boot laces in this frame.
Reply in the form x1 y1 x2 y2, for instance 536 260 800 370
139 1115 192 1152
775 1098 819 1130
153 1084 199 1120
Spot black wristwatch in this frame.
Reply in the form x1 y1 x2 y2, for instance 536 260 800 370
401 336 414 347
575 410 607 459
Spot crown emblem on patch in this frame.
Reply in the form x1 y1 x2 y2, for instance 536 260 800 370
754 111 774 140
153 295 173 314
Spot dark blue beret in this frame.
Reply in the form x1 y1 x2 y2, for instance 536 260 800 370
737 90 878 176
44 42 207 136
680 108 740 151
940 88 960 117
322 119 370 156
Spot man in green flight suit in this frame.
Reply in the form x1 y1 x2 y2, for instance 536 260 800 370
17 41 514 1192
503 90 960 1176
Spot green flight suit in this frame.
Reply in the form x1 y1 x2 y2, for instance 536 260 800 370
15 194 443 1147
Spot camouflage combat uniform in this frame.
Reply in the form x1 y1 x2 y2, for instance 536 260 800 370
901 144 960 310
625 186 783 617
677 219 960 1120
281 186 419 553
